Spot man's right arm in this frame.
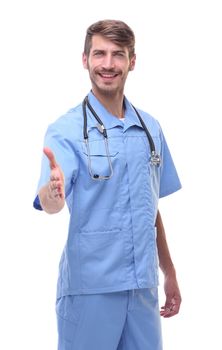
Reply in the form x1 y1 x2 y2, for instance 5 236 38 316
38 147 65 214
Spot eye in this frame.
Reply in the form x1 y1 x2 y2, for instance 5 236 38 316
113 51 125 57
93 51 104 57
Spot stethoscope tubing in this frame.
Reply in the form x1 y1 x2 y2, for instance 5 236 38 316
82 95 161 180
83 96 108 139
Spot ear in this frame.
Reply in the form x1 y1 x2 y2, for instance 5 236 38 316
82 53 88 69
129 54 136 71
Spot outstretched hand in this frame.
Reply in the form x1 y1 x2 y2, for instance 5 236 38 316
43 147 65 200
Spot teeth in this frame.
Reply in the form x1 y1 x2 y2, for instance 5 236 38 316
101 74 116 77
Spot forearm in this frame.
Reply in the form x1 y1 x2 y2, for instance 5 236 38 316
155 210 176 277
39 183 65 214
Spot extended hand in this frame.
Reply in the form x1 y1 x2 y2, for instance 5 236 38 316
44 147 65 200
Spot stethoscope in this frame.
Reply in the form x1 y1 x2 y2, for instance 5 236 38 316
82 95 161 180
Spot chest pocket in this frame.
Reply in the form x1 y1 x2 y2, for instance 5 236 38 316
81 139 119 178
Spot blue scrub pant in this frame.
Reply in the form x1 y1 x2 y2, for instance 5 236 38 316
56 288 163 350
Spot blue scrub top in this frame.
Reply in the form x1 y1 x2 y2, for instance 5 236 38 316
34 92 182 297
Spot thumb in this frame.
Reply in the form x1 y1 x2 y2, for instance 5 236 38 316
43 147 58 170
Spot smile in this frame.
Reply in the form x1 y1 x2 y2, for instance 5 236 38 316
99 72 119 79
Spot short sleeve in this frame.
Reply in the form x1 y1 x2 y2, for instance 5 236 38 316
159 129 182 198
33 122 79 210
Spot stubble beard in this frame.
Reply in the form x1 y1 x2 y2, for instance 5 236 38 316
90 72 125 99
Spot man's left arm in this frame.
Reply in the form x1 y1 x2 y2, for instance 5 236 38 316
155 210 182 317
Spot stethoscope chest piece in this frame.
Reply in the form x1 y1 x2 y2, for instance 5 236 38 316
150 151 161 167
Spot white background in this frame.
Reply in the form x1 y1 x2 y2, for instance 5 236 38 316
0 0 221 349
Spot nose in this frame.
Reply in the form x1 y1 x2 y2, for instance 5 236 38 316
102 54 115 70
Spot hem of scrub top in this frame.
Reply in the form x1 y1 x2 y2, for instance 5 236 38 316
56 283 160 298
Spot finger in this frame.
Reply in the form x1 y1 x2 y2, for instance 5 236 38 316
160 306 172 317
49 178 64 197
50 175 59 181
160 300 181 318
50 180 63 192
161 309 178 318
43 147 58 170
50 172 61 182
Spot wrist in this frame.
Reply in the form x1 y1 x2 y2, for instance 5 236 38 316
161 264 176 279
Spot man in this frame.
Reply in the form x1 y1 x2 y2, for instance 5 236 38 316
34 19 182 350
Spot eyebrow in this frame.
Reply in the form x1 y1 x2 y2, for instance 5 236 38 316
92 49 127 55
113 50 126 55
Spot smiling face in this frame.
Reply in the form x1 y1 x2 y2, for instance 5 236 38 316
82 35 136 99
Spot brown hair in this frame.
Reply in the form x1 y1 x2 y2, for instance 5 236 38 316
84 19 135 58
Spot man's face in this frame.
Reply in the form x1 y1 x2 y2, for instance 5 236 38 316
82 35 136 97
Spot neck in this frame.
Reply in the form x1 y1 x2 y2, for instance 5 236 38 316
91 89 124 119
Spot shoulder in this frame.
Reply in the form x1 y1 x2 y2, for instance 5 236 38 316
134 106 163 137
125 96 162 134
46 103 83 140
